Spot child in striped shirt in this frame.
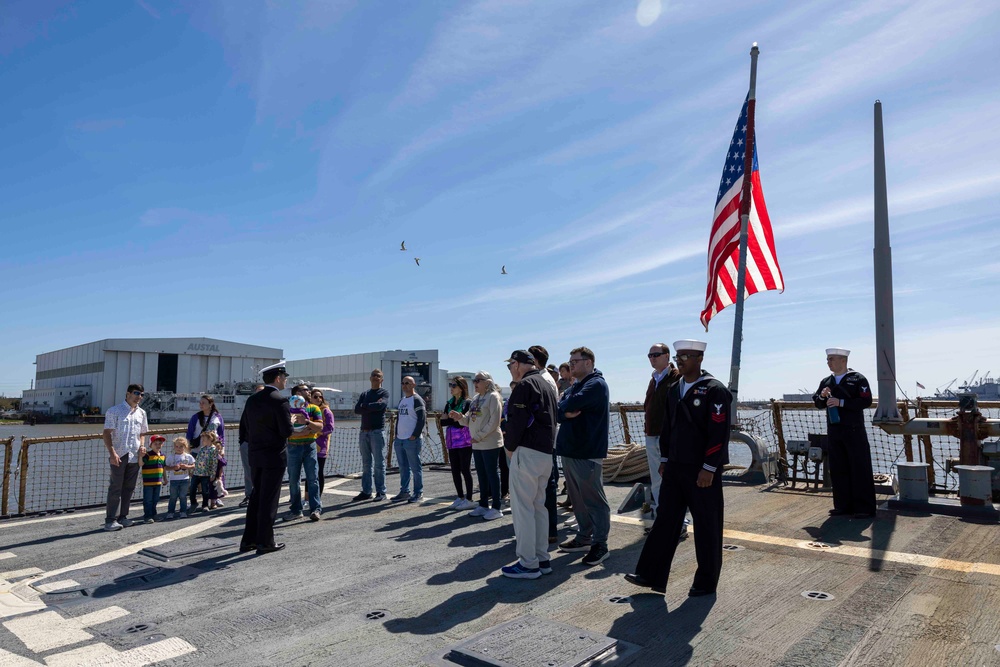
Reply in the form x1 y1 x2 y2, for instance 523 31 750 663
141 435 168 522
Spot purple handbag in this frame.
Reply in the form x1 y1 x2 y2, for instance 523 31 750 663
445 426 473 450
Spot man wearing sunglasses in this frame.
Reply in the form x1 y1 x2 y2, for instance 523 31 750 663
102 384 149 531
626 339 731 597
643 344 680 522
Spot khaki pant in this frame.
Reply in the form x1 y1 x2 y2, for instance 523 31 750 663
509 447 552 569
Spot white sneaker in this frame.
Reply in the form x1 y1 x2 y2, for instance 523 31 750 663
468 505 488 517
164 513 174 520
449 498 464 509
458 499 478 510
179 512 187 518
118 517 134 528
104 520 122 531
483 508 503 521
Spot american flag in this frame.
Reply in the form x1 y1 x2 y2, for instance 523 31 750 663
700 95 784 330
916 382 926 389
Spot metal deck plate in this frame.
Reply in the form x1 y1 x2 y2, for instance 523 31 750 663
139 536 235 561
447 616 617 667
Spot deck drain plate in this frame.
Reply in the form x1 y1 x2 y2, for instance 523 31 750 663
366 610 388 620
445 615 617 667
607 596 632 604
389 554 407 561
722 544 744 551
801 590 834 601
802 541 837 550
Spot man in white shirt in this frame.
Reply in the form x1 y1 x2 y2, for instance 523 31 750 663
390 376 427 503
103 384 149 531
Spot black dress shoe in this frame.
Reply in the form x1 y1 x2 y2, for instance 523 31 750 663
239 543 256 553
256 543 286 555
688 587 716 597
828 509 850 516
238 498 250 508
624 573 666 594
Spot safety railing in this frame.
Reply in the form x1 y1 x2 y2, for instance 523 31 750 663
1 437 13 516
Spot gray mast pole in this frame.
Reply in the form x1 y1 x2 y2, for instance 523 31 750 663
728 43 759 402
872 100 902 422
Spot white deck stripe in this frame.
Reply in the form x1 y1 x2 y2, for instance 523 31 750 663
609 514 1000 577
0 555 15 561
0 569 42 581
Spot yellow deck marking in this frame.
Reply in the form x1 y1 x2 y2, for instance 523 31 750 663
609 514 1000 577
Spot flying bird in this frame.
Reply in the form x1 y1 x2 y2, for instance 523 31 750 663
501 265 508 275
414 258 420 266
400 241 406 251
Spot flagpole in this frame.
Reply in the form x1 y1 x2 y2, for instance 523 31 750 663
728 42 759 404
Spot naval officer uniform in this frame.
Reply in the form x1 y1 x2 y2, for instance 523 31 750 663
240 362 294 554
812 348 876 517
626 340 732 596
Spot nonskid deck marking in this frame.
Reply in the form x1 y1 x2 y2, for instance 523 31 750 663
609 514 1000 577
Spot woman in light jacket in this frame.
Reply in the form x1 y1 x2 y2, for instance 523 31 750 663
453 371 504 521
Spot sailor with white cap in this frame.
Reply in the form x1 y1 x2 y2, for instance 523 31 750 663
626 339 732 597
813 348 876 518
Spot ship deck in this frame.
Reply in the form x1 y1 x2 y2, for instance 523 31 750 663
1 470 998 666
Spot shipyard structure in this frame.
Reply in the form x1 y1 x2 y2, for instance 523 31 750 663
20 338 282 416
286 349 448 412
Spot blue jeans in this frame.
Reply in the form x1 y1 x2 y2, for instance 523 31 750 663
394 438 422 496
473 448 502 510
360 430 387 495
142 485 162 520
168 479 190 513
287 443 321 515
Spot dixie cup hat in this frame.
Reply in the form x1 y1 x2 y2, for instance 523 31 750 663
825 348 850 357
672 339 707 352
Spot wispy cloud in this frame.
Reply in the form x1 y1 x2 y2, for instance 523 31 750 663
135 0 160 20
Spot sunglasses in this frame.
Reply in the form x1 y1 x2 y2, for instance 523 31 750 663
568 358 588 365
473 378 485 383
673 353 700 363
647 352 667 358
131 391 145 397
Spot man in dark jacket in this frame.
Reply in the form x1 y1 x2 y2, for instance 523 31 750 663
556 346 612 567
626 339 731 596
239 362 298 555
354 369 390 501
812 348 875 518
643 342 680 518
501 350 558 580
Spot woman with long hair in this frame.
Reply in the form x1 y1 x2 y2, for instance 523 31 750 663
186 395 225 509
440 377 475 510
455 371 505 520
309 389 335 494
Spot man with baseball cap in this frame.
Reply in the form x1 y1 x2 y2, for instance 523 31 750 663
625 339 731 597
812 348 875 518
501 350 558 579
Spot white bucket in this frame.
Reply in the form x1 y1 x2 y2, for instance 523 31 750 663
953 465 993 506
895 462 930 502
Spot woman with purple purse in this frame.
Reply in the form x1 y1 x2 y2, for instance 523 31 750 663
441 377 475 510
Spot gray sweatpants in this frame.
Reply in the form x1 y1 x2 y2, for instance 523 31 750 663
106 453 141 522
562 456 611 546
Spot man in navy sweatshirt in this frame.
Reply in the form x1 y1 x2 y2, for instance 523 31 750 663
556 346 612 567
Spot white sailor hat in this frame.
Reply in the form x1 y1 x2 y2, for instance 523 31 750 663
825 348 850 357
259 361 289 376
673 339 707 352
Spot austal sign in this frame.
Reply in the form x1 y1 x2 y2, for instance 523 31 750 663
186 343 221 353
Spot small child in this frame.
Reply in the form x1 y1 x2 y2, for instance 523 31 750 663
288 395 310 433
165 437 196 518
191 430 221 511
141 435 168 522
213 441 228 508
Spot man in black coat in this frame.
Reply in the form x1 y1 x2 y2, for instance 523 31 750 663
625 339 731 597
239 362 298 554
812 347 875 518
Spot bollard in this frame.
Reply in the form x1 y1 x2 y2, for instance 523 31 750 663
895 462 930 502
953 465 993 506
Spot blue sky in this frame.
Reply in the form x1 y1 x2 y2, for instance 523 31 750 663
2 0 998 402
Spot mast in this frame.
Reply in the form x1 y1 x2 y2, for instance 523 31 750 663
728 43 759 402
872 100 902 423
